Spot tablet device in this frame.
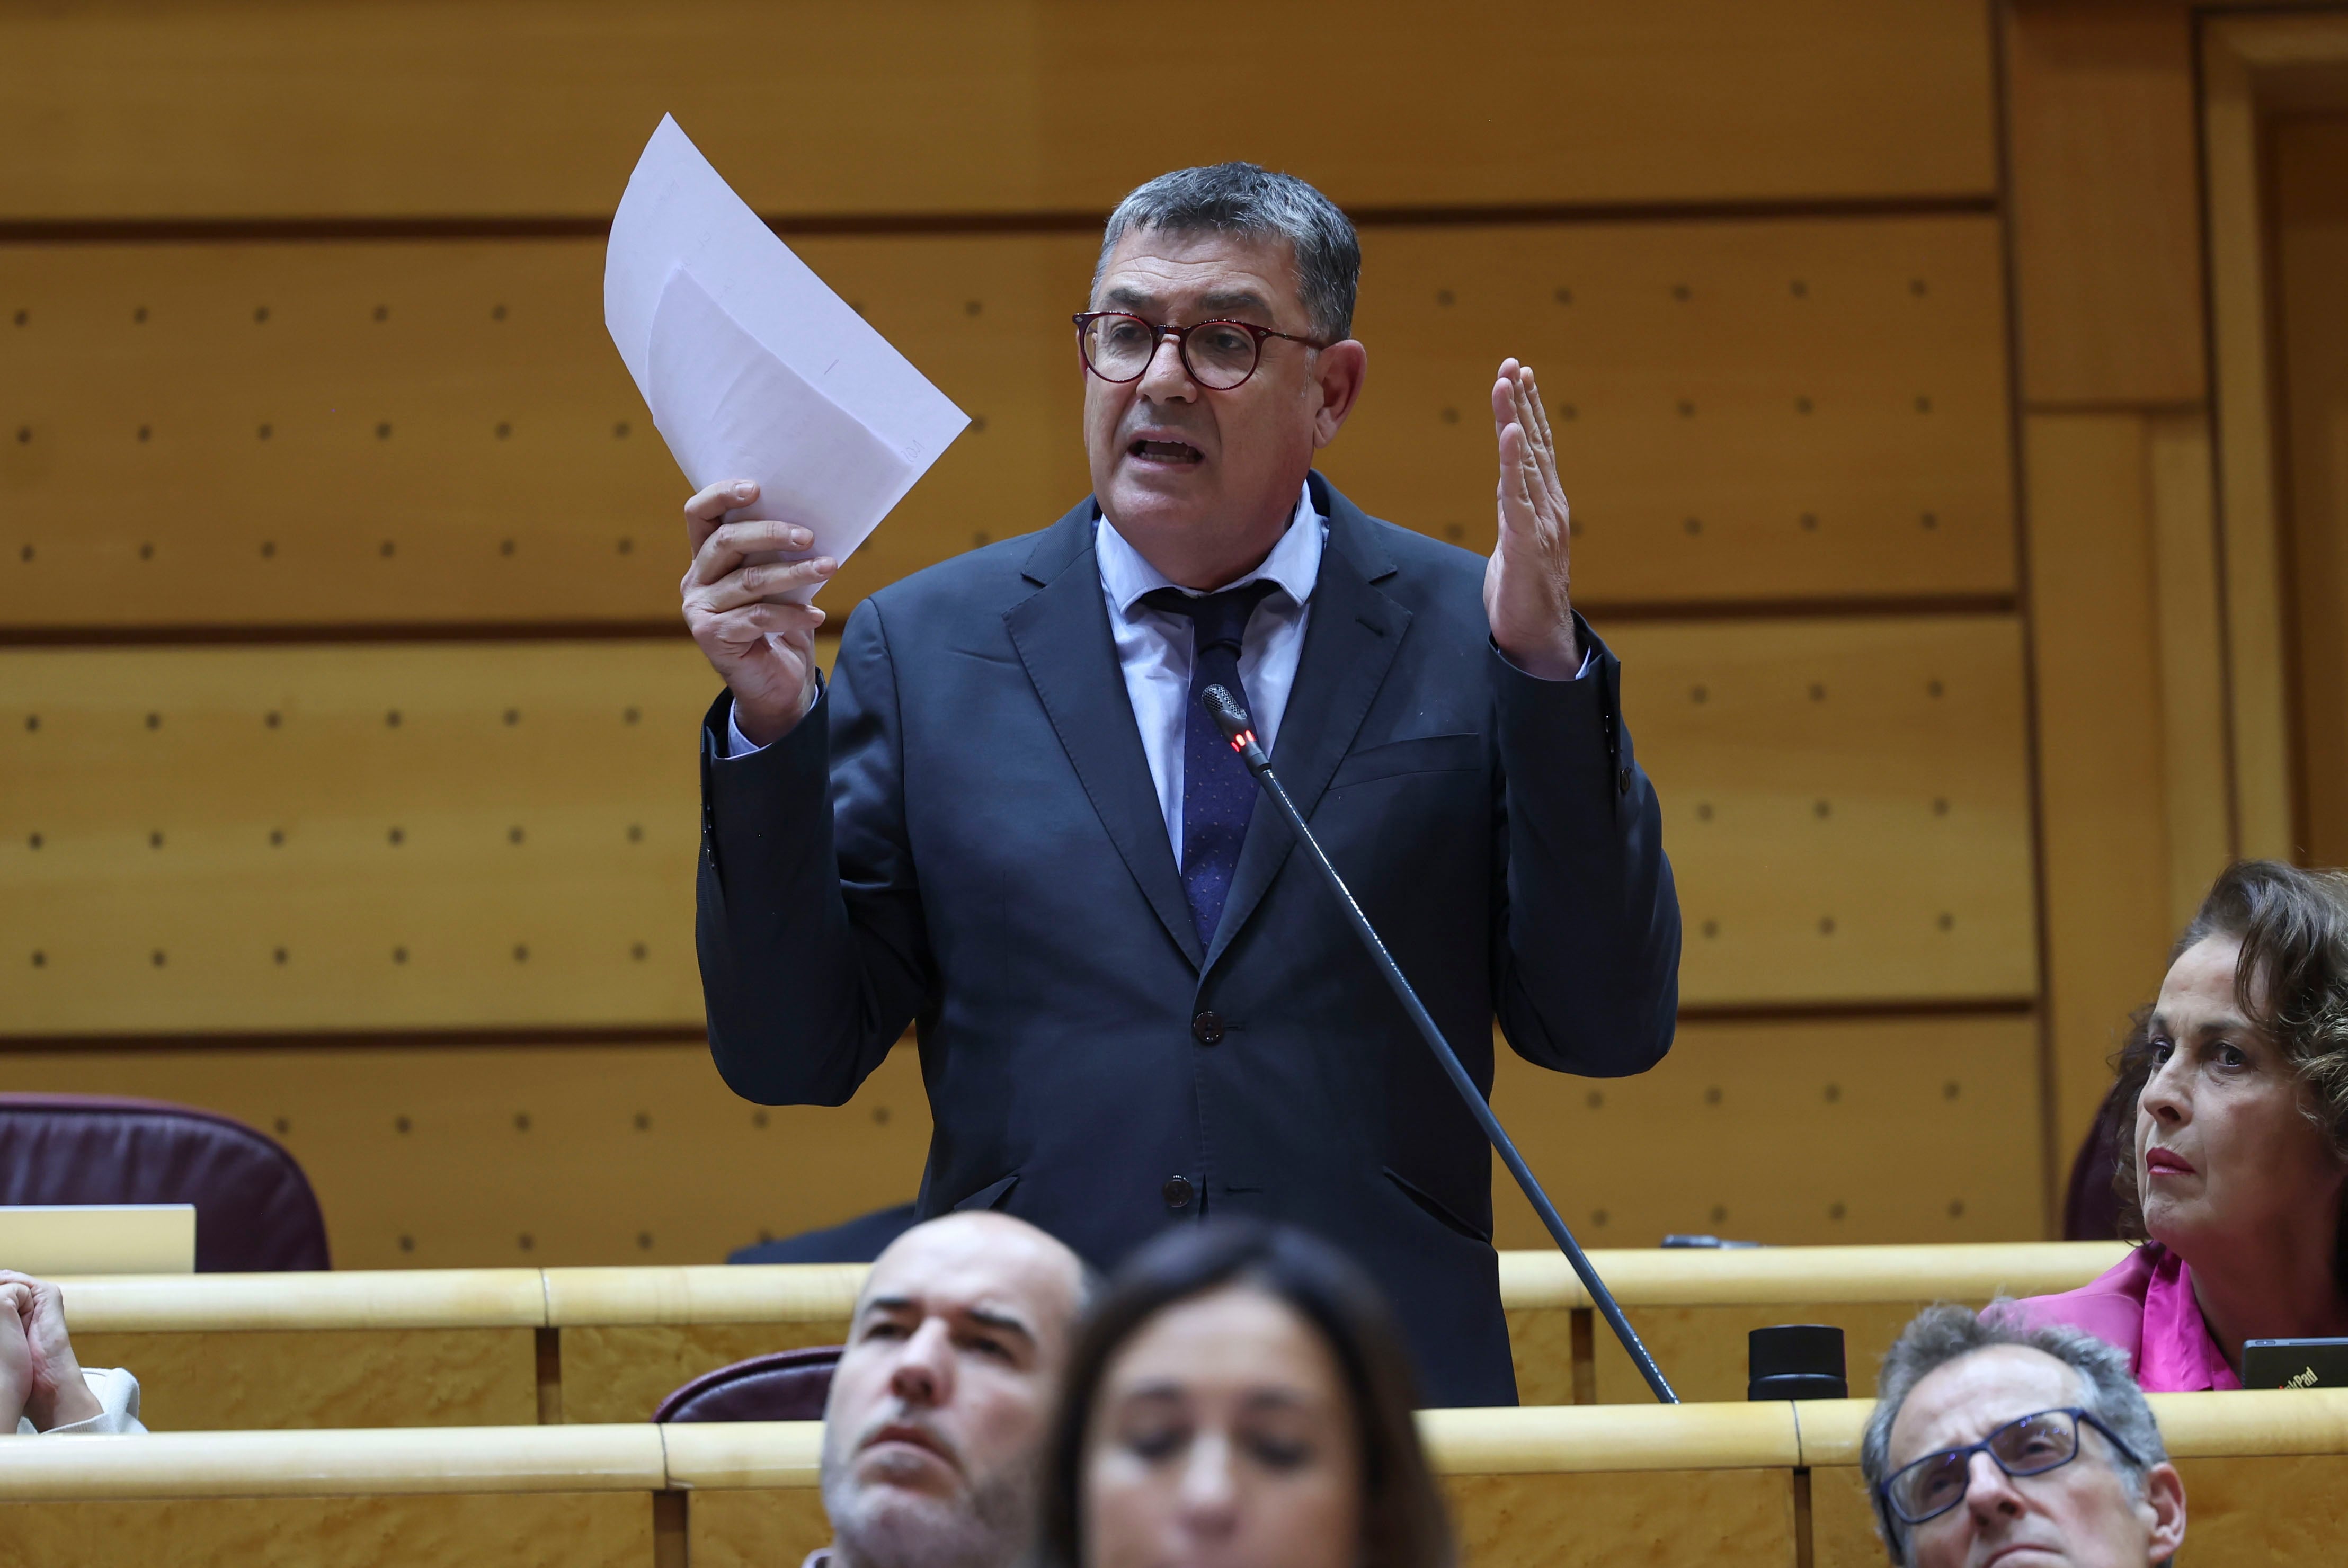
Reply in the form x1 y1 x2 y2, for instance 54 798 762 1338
2242 1338 2348 1390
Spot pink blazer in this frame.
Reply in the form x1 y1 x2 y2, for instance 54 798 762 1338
2005 1243 2239 1392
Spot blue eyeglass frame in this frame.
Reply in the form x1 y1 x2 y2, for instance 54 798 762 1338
1874 1406 2145 1539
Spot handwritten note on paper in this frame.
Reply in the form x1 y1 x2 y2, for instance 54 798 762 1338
605 115 969 597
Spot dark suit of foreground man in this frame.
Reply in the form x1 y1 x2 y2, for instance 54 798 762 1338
681 165 1679 1406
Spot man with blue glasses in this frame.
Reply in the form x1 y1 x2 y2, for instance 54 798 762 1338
1862 1306 2186 1567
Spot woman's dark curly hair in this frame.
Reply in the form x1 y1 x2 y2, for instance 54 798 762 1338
1032 1220 1455 1568
2100 860 2348 1282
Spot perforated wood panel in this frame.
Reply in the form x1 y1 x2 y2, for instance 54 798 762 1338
0 1 1995 219
0 235 1095 626
0 1043 928 1268
4 640 713 1032
1612 615 2037 1004
1322 217 2014 602
3 612 2032 1032
3 217 2010 628
1489 1013 2043 1253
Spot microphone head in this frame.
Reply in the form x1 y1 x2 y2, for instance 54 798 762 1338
1199 684 1252 744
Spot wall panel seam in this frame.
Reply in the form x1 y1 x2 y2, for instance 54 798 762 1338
0 196 2004 248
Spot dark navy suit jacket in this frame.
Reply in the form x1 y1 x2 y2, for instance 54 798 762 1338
696 473 1680 1405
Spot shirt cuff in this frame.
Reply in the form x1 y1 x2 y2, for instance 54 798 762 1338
27 1368 145 1436
722 672 823 759
724 699 766 760
1493 639 1598 682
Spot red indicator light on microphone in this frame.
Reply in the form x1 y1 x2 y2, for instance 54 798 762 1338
1230 730 1256 753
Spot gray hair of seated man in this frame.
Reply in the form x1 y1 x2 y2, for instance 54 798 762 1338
1860 1302 2168 1566
1093 162 1362 346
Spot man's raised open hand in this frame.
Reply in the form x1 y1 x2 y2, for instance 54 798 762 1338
680 479 838 747
1483 359 1581 678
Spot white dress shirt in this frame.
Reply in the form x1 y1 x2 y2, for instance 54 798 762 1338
725 479 1590 865
1095 483 1322 865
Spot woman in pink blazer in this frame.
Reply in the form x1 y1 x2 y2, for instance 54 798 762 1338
2012 861 2348 1390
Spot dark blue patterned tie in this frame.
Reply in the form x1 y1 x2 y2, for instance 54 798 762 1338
1141 581 1280 950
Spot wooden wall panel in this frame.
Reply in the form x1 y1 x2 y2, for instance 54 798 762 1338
1324 218 2014 603
1612 616 2038 1005
1490 1015 2044 1254
4 217 2008 630
0 235 1095 627
0 1 1996 220
5 616 2031 1033
0 1043 930 1269
2025 414 2180 1167
4 640 716 1032
2274 114 2348 866
2006 1 2207 404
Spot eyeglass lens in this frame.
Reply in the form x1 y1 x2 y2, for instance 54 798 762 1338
1892 1410 2082 1523
1079 315 1264 390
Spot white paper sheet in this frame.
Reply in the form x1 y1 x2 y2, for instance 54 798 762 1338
606 115 968 595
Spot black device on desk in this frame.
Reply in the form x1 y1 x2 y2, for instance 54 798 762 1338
2242 1338 2348 1389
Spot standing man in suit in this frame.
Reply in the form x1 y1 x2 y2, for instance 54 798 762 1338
680 164 1678 1406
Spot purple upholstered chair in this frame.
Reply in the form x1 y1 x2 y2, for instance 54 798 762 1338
0 1094 329 1271
653 1346 843 1423
2062 1079 2129 1242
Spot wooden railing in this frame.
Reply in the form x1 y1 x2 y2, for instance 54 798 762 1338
55 1244 2127 1332
3 1392 2341 1568
53 1242 2131 1423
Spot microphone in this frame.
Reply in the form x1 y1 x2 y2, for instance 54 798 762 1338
1202 683 1678 1404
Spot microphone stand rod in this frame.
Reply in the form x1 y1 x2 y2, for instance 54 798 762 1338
1202 684 1678 1405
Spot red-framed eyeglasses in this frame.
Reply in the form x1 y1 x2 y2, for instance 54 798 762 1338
1072 311 1331 391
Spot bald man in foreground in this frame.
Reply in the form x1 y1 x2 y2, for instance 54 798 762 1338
809 1212 1090 1568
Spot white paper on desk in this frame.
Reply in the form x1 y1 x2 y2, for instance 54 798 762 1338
605 114 968 595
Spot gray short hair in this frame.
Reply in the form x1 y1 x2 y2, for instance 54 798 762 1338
1093 163 1362 344
1861 1303 2168 1566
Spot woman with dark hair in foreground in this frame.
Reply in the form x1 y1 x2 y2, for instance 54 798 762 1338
1034 1221 1455 1568
2013 860 2348 1388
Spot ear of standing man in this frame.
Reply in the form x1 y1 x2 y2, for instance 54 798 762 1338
683 163 1679 1406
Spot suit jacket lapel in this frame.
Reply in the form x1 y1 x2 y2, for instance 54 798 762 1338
1004 503 1205 970
1203 484 1409 973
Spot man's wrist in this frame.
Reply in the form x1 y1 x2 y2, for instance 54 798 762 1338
732 681 815 751
1493 622 1582 680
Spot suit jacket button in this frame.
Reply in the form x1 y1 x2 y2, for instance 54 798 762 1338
1617 766 1632 795
1191 1011 1223 1045
1162 1175 1195 1209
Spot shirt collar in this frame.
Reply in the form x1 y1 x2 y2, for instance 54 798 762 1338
1096 482 1322 615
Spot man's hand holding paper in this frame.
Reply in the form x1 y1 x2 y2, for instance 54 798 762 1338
679 485 830 744
604 115 968 746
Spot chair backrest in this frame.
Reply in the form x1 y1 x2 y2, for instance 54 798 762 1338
2062 1079 2128 1241
0 1094 330 1272
727 1201 918 1264
654 1346 843 1423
